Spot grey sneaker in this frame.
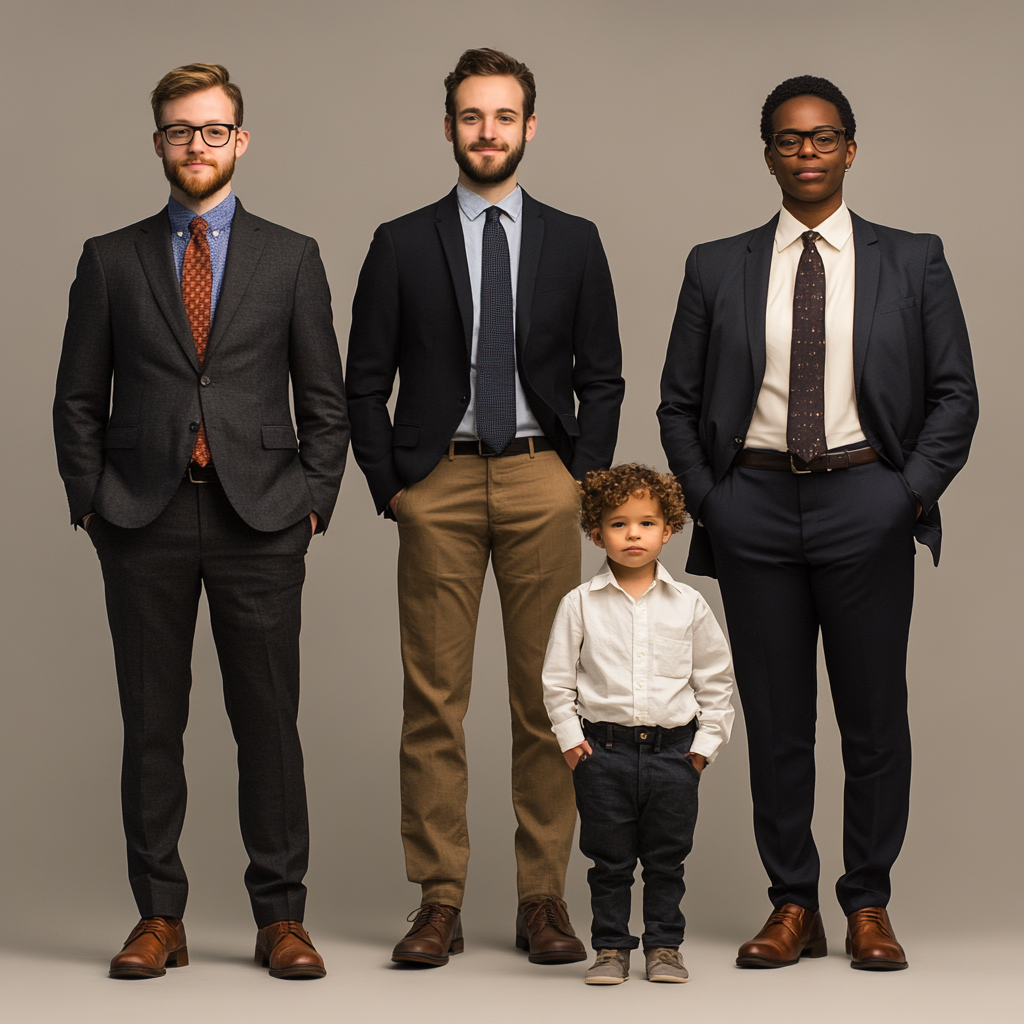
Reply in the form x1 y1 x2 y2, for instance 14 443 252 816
585 948 630 984
645 946 689 983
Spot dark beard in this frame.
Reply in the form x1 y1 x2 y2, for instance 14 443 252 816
453 130 527 185
163 153 236 200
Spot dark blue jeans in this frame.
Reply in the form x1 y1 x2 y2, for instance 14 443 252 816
572 719 699 950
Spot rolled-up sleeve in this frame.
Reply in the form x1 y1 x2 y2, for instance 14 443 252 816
542 591 587 752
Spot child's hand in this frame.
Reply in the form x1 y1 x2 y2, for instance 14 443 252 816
685 752 707 775
563 741 594 771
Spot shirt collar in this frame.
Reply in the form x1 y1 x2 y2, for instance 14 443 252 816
775 201 852 254
456 182 522 223
587 559 686 596
168 191 237 235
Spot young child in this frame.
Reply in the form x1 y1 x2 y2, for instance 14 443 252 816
542 464 735 984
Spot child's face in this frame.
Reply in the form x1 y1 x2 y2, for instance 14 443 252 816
590 492 672 569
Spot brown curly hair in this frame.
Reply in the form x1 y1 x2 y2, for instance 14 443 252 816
579 464 688 535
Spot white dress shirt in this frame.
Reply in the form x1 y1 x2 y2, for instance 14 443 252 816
542 560 735 761
746 202 866 451
453 182 543 441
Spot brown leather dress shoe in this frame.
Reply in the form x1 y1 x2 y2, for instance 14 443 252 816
109 917 188 979
392 904 463 966
254 921 326 979
846 907 908 970
516 896 587 964
736 904 827 968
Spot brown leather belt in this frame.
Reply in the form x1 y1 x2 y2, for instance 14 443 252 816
450 437 554 457
735 446 879 474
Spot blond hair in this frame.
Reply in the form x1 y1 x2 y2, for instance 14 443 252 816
151 63 243 125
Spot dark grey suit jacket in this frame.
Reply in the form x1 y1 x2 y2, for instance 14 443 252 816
659 211 979 576
346 187 624 515
53 200 349 532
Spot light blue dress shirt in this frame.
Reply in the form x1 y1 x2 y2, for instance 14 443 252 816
168 191 237 317
453 183 543 441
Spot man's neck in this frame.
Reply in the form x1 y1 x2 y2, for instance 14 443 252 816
781 189 843 230
458 172 518 206
169 183 233 216
607 558 657 599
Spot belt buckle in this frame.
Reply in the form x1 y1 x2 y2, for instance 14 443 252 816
789 454 812 475
188 466 209 484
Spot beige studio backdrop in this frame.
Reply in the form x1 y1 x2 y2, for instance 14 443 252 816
1 0 1021 958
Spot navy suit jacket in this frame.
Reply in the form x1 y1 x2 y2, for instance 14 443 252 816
345 187 624 516
658 211 979 577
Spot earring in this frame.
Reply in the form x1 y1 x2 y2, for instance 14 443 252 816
770 169 776 175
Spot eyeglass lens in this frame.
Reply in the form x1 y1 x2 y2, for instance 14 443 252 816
162 125 234 147
773 130 843 155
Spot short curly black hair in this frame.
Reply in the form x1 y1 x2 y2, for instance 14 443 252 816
579 464 688 536
760 75 856 145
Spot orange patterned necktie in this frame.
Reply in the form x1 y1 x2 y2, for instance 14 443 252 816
182 216 212 466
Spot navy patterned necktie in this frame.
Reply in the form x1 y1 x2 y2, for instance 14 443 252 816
787 230 828 465
476 205 516 454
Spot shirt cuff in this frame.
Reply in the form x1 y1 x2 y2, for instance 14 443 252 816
688 729 722 763
553 717 586 753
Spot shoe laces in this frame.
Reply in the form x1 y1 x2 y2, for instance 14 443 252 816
594 948 625 965
522 897 571 936
124 917 176 948
647 947 682 967
764 905 805 939
851 908 893 938
408 904 457 929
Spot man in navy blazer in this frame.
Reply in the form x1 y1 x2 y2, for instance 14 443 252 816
659 77 977 971
347 49 623 967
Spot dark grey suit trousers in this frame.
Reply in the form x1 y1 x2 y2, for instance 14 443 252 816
90 474 311 928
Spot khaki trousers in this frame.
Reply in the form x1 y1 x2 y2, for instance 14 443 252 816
396 447 581 908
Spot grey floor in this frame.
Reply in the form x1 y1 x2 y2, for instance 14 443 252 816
2 925 1019 1024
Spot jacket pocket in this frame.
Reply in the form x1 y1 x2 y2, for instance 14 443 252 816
877 295 916 315
392 423 419 447
103 426 138 449
559 412 580 438
261 425 298 449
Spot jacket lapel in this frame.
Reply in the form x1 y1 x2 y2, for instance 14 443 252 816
851 211 879 394
515 189 544 362
135 209 199 370
744 215 778 401
205 200 264 360
435 188 474 355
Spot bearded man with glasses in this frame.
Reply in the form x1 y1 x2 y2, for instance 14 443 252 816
659 75 978 971
53 63 348 980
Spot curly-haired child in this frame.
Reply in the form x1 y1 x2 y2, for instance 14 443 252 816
541 464 735 985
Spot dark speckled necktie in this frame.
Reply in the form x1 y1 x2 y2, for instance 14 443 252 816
787 230 827 465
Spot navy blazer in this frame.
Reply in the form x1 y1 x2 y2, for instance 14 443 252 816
345 187 624 515
658 211 979 577
53 201 349 532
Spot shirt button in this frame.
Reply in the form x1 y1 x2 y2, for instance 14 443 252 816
637 651 645 658
200 375 211 386
189 421 199 432
176 231 184 237
212 230 220 237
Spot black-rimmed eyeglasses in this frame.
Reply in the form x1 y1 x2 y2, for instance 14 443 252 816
158 123 239 147
770 128 847 156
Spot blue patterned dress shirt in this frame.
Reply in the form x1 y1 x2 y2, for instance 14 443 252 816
168 191 237 316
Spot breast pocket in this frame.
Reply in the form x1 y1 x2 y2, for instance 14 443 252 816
654 634 692 680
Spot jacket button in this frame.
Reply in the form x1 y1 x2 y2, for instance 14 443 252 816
200 375 211 386
734 437 744 445
189 421 199 432
460 395 468 403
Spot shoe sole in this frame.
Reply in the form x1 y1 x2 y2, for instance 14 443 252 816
515 934 587 964
648 973 689 983
585 975 628 984
850 959 908 971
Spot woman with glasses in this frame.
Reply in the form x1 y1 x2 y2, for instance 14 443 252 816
658 75 978 972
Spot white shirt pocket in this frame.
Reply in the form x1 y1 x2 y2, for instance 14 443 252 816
654 632 692 680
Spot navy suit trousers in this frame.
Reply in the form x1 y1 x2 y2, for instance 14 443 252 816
702 459 916 915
